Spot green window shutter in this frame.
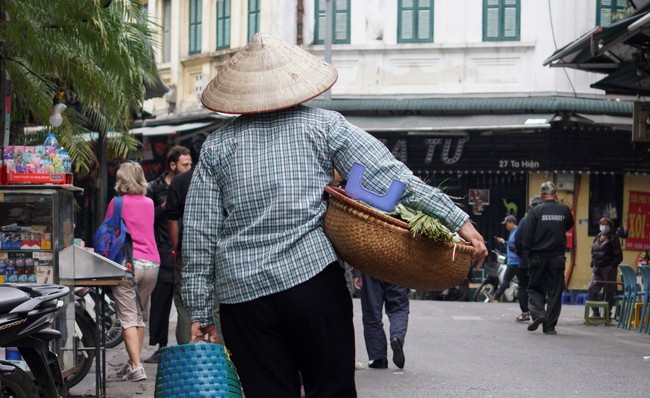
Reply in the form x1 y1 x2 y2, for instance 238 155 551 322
598 0 613 26
334 0 350 43
217 0 231 50
163 0 171 62
484 0 500 40
315 0 325 43
503 0 518 39
483 0 519 41
399 0 415 42
314 0 350 44
596 0 628 26
248 0 260 42
189 0 202 54
398 0 433 43
417 0 433 41
401 10 414 41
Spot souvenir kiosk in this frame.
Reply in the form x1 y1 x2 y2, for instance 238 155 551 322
0 184 80 375
0 172 127 397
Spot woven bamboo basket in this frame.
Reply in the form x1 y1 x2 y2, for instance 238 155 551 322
155 343 244 398
323 185 475 291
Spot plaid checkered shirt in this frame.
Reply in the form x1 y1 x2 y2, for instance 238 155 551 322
181 105 469 326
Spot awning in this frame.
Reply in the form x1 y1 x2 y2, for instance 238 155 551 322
308 96 632 115
591 62 650 96
543 11 650 72
129 122 211 136
573 113 632 129
345 114 555 133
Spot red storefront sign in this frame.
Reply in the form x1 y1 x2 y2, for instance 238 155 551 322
625 191 650 251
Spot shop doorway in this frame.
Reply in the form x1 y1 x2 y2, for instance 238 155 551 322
428 173 528 253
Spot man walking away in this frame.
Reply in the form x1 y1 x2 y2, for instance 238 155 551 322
144 145 191 362
513 195 542 322
353 271 409 370
487 215 520 304
523 182 574 335
166 133 218 344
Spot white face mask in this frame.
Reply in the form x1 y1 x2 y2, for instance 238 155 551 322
600 225 610 234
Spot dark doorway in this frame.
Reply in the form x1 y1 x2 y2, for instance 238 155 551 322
588 174 624 236
426 173 528 253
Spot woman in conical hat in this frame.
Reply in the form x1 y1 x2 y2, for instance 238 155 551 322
182 33 487 397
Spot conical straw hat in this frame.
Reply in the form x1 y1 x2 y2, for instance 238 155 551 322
201 33 338 114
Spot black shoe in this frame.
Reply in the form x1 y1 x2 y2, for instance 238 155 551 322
368 358 388 369
390 337 405 369
144 349 161 363
543 329 557 335
527 316 545 332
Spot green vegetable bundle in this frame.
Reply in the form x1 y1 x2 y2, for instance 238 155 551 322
389 204 460 243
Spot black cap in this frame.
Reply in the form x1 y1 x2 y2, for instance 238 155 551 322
501 215 517 225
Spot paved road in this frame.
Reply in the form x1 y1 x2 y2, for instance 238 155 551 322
70 299 650 397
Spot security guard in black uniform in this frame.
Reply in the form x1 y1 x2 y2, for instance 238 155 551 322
523 181 574 335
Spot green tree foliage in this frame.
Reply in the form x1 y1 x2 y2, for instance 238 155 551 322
0 0 161 173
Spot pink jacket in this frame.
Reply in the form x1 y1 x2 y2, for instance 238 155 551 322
105 195 160 264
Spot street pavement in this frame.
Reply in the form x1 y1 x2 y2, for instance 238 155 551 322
70 298 650 397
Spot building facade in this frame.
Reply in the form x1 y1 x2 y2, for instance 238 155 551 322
139 0 650 291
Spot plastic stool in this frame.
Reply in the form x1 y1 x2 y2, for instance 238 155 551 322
584 301 611 326
575 293 588 305
562 292 574 305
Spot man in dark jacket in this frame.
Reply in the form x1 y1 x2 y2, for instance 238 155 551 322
523 182 574 335
144 145 191 362
166 133 215 344
513 195 542 322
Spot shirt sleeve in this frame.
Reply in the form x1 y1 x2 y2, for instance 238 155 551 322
523 210 537 250
507 229 517 252
326 113 469 232
565 207 575 231
181 147 218 327
514 219 525 256
166 179 182 221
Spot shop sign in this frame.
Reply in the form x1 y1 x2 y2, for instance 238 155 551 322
373 134 547 171
626 191 650 251
378 137 469 165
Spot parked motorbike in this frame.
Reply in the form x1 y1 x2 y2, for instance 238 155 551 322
63 287 98 389
91 289 122 349
62 287 123 388
473 249 518 302
410 264 474 301
0 283 70 398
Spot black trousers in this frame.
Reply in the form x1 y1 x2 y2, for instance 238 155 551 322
494 265 518 300
220 262 356 398
517 266 529 313
528 255 566 332
148 280 174 346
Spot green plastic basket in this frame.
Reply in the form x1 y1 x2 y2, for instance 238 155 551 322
154 343 244 398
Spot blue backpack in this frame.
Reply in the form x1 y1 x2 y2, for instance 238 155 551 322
93 196 130 264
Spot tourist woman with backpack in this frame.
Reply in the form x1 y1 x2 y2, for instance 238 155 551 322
103 161 160 381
